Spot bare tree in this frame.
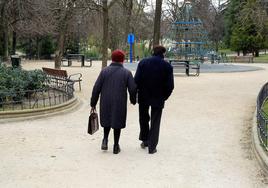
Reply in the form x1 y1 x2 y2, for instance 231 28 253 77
109 0 150 49
0 0 156 65
192 0 225 51
165 0 182 22
153 0 163 46
101 0 109 68
0 0 9 60
36 0 101 68
48 0 77 69
91 0 117 68
120 0 133 49
0 0 56 60
15 0 56 58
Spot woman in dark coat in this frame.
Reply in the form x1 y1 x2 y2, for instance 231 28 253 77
90 50 136 154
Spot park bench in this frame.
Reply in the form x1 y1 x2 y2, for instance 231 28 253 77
229 56 253 63
61 54 92 67
169 59 200 76
42 67 82 91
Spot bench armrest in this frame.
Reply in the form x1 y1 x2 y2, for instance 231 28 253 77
68 73 82 81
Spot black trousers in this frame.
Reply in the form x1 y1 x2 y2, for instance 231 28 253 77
139 103 163 151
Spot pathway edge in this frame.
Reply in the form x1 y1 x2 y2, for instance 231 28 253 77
252 109 268 174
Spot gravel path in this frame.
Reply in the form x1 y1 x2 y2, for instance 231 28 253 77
1 61 268 188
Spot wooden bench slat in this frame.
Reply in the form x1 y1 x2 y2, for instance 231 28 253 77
42 67 82 91
42 67 68 77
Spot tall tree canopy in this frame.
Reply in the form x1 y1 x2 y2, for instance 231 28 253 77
230 0 268 56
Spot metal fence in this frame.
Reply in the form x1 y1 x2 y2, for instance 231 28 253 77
257 82 268 151
0 78 74 111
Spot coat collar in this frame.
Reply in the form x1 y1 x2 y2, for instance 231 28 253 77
110 62 123 67
153 54 164 59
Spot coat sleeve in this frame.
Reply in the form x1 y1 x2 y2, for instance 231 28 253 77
134 61 142 87
90 71 104 107
164 65 174 100
127 71 137 105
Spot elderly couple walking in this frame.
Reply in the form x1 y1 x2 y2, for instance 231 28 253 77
90 46 174 154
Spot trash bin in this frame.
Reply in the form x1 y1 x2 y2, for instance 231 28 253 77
11 55 21 68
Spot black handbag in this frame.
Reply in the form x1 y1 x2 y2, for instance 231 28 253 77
88 108 99 135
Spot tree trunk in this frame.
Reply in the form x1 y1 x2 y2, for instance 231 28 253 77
36 37 41 59
255 50 259 57
2 9 8 60
54 0 75 69
124 0 133 49
28 39 33 59
153 0 163 47
55 30 65 69
3 26 8 61
54 10 72 68
1 1 8 61
215 41 219 52
148 39 153 52
102 0 109 68
12 31 16 55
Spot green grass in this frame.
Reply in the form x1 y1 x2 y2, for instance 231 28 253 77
218 49 268 62
254 54 268 63
261 99 268 118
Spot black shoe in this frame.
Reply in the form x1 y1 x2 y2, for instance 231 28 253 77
140 141 148 149
113 144 121 154
101 138 108 150
148 148 157 154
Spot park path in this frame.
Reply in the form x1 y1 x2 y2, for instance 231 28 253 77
1 61 268 187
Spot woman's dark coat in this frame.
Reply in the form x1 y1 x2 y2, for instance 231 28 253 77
90 63 136 129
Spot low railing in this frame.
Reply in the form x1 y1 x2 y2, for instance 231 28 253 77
257 82 268 151
0 78 74 111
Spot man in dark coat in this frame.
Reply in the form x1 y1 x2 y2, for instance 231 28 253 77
91 50 136 154
134 45 174 154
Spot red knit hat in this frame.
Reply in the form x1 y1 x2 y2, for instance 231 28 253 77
111 50 125 63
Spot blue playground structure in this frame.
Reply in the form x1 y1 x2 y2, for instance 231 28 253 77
171 1 210 62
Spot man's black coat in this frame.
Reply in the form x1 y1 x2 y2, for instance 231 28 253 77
134 55 174 108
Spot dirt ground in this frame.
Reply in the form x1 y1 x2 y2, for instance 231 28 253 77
1 60 268 188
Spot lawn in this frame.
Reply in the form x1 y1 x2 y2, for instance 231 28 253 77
254 54 268 63
218 49 268 63
261 99 268 118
